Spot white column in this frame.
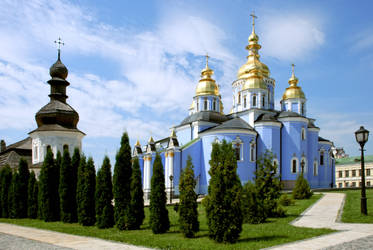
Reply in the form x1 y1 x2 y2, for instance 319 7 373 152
165 152 169 189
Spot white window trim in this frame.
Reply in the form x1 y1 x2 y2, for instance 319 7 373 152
291 156 298 174
232 136 243 162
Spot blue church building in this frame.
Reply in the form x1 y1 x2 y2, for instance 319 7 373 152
133 16 335 199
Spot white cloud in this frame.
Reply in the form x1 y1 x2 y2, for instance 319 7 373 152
260 13 325 61
0 0 236 145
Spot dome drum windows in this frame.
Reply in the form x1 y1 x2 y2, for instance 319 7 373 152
250 140 256 162
232 136 243 161
252 94 257 107
301 127 306 141
291 156 298 174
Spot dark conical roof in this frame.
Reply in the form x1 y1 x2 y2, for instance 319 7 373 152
31 54 82 134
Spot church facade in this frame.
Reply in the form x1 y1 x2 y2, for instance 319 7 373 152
133 17 335 198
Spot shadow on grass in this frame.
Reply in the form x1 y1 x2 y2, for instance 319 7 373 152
238 235 288 243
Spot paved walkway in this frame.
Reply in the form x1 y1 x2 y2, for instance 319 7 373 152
0 223 151 250
270 192 373 249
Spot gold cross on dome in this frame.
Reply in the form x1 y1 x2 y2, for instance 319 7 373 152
205 53 210 68
250 11 257 29
54 37 65 59
291 63 296 75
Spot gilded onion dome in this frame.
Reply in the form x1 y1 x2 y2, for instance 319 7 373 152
282 64 305 100
238 13 270 83
195 55 220 96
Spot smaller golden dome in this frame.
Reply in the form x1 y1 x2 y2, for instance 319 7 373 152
195 55 220 96
170 129 176 138
148 136 154 143
282 64 306 100
135 140 141 146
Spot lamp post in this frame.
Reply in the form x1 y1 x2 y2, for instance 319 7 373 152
169 175 174 205
301 160 305 174
355 126 370 215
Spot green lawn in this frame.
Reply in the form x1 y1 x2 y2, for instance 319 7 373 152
341 189 373 223
0 194 333 249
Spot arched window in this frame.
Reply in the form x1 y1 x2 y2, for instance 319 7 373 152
204 98 208 110
196 99 199 111
262 95 265 108
291 157 298 173
250 143 256 162
320 150 325 165
232 136 243 161
238 93 241 104
301 103 305 115
253 95 257 107
213 98 216 111
243 95 247 108
301 128 306 140
313 161 318 176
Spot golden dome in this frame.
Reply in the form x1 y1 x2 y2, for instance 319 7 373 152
282 64 306 100
195 55 220 96
237 12 270 80
135 140 140 146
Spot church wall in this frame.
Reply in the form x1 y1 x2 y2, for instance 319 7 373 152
280 120 308 185
307 130 320 188
179 140 205 194
201 133 257 187
255 124 281 161
318 142 334 188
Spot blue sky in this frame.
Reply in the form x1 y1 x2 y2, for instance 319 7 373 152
1 0 373 167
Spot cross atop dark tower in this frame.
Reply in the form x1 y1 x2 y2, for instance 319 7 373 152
54 37 65 60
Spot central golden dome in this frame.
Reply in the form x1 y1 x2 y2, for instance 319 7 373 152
237 14 270 80
282 65 305 100
195 56 219 96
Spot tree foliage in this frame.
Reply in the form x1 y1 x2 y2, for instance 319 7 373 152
149 153 170 234
71 147 80 222
17 158 30 218
0 165 12 218
39 148 60 221
96 156 114 229
27 171 38 218
77 156 96 226
179 155 199 238
204 140 242 243
59 148 75 223
113 132 132 230
9 171 21 218
254 151 284 218
241 181 266 224
292 173 313 199
127 157 144 230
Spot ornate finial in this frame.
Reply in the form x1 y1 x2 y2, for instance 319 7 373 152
291 63 295 76
205 53 210 68
250 11 257 33
288 63 299 85
54 37 64 60
135 139 140 146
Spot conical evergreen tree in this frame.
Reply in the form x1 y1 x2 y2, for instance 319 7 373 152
9 171 21 218
27 171 38 218
71 147 80 222
77 156 96 226
39 148 60 221
204 140 242 243
254 151 283 217
113 132 132 230
96 156 114 229
293 173 313 199
59 148 75 222
0 165 12 218
18 158 30 218
149 153 170 234
179 155 199 238
127 157 144 230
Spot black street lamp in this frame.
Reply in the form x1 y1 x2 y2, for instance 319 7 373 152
355 126 370 215
169 175 174 205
